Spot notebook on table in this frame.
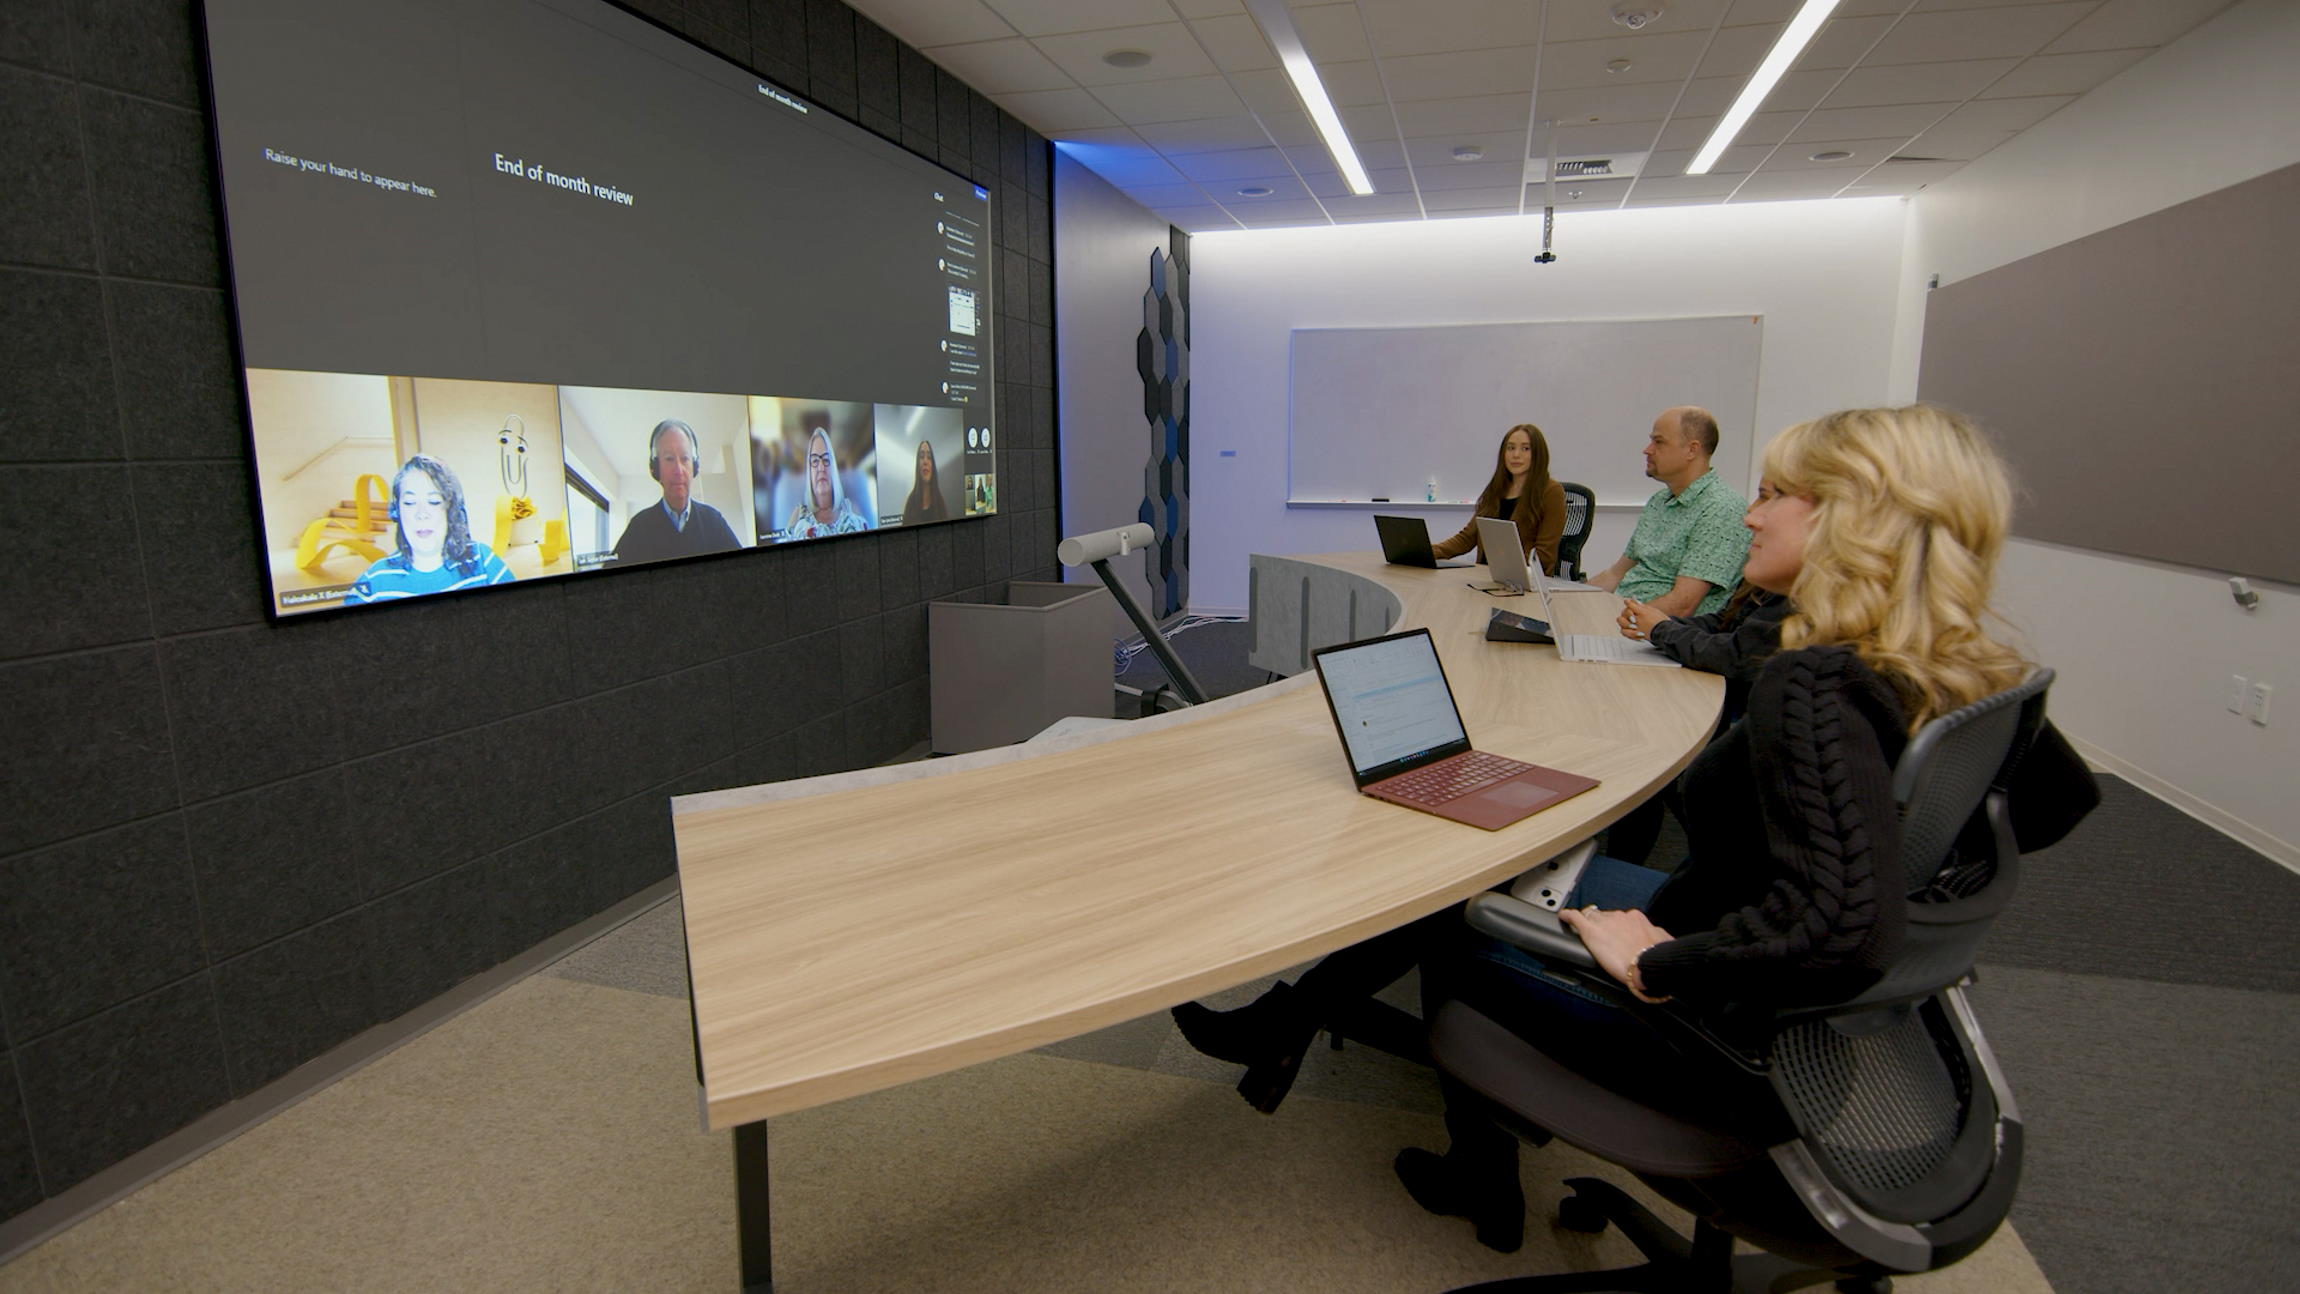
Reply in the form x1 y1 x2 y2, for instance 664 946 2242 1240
1374 514 1470 569
1311 628 1598 831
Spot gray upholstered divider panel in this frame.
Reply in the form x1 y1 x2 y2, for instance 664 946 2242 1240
1917 162 2300 584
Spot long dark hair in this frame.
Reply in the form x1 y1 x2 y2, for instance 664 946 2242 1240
390 453 480 575
901 440 949 524
1471 423 1552 537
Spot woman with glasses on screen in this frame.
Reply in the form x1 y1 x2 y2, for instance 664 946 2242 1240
343 454 513 605
779 427 870 540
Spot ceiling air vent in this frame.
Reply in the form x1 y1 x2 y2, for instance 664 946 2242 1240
1525 152 1647 183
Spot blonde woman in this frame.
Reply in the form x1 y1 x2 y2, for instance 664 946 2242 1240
1395 405 2043 1252
779 427 870 540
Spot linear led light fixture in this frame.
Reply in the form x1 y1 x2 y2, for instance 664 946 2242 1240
1688 0 1844 175
1243 0 1373 194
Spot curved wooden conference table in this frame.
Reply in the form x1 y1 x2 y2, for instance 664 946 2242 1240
671 551 1722 1288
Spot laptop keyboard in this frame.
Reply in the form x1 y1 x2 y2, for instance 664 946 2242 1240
1380 751 1528 806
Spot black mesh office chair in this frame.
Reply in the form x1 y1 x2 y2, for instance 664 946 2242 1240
1555 483 1596 580
1430 670 2062 1293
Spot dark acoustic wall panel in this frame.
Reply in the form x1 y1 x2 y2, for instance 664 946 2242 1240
0 0 1066 1224
1918 161 2300 584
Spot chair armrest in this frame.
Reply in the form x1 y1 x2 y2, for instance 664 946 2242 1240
1464 892 1598 970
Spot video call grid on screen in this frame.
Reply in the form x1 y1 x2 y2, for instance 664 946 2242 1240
199 0 1000 616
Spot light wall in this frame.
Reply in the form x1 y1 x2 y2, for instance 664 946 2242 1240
1188 197 1909 614
1893 0 2300 867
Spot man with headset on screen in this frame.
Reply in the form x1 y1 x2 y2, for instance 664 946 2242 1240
611 418 743 564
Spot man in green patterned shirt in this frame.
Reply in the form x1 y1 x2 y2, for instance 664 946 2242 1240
1590 406 1751 618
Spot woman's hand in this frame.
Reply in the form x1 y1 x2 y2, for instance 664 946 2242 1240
1558 906 1674 1003
1616 599 1669 642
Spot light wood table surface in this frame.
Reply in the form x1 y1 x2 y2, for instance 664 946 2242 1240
673 553 1722 1132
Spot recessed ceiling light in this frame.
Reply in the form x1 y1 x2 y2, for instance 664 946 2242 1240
1236 185 1274 197
1102 49 1152 69
1809 149 1853 162
1606 59 1633 74
1451 145 1485 162
1566 189 1585 199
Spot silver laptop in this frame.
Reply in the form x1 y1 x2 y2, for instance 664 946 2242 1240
1527 562 1681 667
1475 517 1534 594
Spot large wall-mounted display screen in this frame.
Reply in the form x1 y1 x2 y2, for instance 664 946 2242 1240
200 0 997 616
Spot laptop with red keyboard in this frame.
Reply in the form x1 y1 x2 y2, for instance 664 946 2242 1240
1311 628 1598 830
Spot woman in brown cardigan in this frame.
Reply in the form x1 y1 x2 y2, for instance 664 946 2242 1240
1428 423 1567 573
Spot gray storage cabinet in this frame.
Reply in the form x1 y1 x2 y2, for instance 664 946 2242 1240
930 582 1116 754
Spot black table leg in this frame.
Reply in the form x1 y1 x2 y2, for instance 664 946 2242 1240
735 1120 773 1291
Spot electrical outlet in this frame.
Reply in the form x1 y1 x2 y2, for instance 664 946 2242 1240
2229 675 2250 714
2246 681 2273 726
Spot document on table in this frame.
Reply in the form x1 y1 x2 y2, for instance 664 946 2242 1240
1556 634 1683 667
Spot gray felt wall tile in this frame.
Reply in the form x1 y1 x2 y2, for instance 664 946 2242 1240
0 66 98 271
0 465 152 656
0 817 205 1041
79 89 219 285
132 461 269 634
0 1048 40 1214
211 910 375 1094
13 975 230 1194
107 281 244 461
183 768 364 962
0 646 179 857
159 621 358 801
68 0 204 108
0 270 117 463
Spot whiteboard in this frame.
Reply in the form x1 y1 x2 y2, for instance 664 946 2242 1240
1289 316 1763 507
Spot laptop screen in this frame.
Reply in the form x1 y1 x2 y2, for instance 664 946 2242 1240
1314 630 1470 780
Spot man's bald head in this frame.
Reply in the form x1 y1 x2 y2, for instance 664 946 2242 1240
1664 406 1719 457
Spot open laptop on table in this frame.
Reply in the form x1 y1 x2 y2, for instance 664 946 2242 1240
1486 561 1684 667
1475 516 1534 594
1374 514 1469 569
1311 628 1598 830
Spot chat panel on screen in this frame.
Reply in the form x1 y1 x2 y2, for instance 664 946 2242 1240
871 404 966 527
557 386 757 570
249 370 577 614
752 398 879 542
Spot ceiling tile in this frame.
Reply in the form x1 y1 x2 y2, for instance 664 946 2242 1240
1069 148 1190 187
1537 30 1719 92
1422 186 1527 211
1539 0 1739 44
1230 197 1335 225
1325 187 1426 215
1352 0 1548 59
1291 3 1373 63
1853 158 1968 187
1532 80 1686 125
1375 47 1545 101
1185 13 1280 73
1757 136 1914 170
1543 177 1635 207
1902 122 2015 162
1034 23 1215 86
1625 172 1746 198
982 0 1177 39
1173 0 1249 20
2044 0 2236 54
991 88 1123 132
1822 58 2021 108
1979 48 2150 98
1647 141 1774 177
1929 94 2076 134
1866 3 2097 65
1392 94 1538 138
1209 174 1314 202
1089 75 1247 123
1403 130 1539 167
1171 146 1296 182
922 38 1075 95
1729 171 1864 201
1545 121 1669 157
1787 103 1959 143
1413 159 1528 193
1051 126 1155 148
1796 15 1899 70
1133 115 1288 155
846 0 1016 48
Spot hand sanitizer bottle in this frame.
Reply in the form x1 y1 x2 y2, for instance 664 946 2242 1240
1426 476 1436 503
